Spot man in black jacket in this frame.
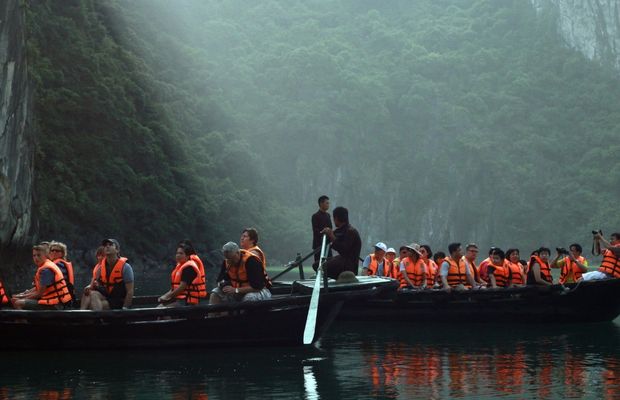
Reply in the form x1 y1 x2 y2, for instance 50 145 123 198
316 206 361 279
311 195 333 264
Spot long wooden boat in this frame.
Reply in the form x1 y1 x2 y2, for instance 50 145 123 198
274 277 620 323
0 279 396 350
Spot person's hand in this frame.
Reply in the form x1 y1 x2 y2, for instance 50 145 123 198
222 285 236 295
84 285 92 296
594 232 603 241
320 227 331 235
158 293 171 303
91 280 99 289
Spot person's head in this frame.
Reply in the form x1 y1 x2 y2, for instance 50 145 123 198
240 228 259 249
95 246 105 262
101 238 120 258
176 243 192 264
32 244 49 266
433 251 446 263
465 243 479 260
386 248 396 261
332 206 349 227
177 239 197 255
506 248 520 263
420 245 433 260
399 246 408 260
610 232 620 244
490 248 505 265
448 243 462 258
405 243 422 261
538 247 551 261
222 241 241 264
49 241 67 259
374 242 387 259
568 243 582 257
318 195 330 212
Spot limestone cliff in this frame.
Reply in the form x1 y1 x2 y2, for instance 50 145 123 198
532 0 620 71
0 0 33 252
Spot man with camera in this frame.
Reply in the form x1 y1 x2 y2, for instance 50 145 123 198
551 244 588 284
582 232 620 281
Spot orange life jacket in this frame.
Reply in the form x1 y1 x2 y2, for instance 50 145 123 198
462 257 481 283
422 259 437 287
0 280 8 305
478 257 491 282
98 257 128 298
367 253 392 277
506 261 525 285
489 262 509 287
52 258 74 286
392 258 401 280
598 246 620 278
189 254 207 297
226 249 272 289
170 259 206 305
399 257 426 288
248 246 266 267
531 255 553 283
559 255 586 284
445 257 472 288
35 260 72 305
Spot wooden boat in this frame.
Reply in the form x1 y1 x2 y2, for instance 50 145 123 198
0 279 396 350
335 277 620 323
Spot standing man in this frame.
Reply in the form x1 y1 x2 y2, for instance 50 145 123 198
311 195 333 265
318 206 362 279
85 238 134 310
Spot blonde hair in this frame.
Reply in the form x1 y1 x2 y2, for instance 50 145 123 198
49 241 68 258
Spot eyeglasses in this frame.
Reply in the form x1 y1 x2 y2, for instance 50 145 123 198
419 249 427 253
468 249 479 253
50 249 62 253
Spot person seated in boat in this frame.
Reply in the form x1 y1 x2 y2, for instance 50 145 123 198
526 247 553 286
462 243 487 288
487 248 509 288
432 251 446 287
551 244 588 284
392 246 407 280
210 242 272 304
317 206 362 279
178 239 207 293
0 278 10 308
48 241 76 304
11 244 72 310
477 247 497 284
440 243 477 292
505 248 526 287
158 243 207 307
362 242 391 277
399 243 426 289
385 248 397 278
83 239 134 310
240 228 266 268
80 246 105 310
582 232 620 281
420 245 438 288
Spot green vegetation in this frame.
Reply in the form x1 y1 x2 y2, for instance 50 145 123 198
26 0 620 263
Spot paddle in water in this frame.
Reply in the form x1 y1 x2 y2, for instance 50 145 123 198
303 234 328 344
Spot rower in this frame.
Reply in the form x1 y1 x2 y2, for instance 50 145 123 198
420 245 438 288
158 243 207 307
582 232 620 281
385 248 397 278
505 248 526 287
319 206 362 278
527 247 553 285
240 227 266 268
440 243 477 292
487 248 509 288
551 244 588 284
399 243 426 289
362 242 390 277
11 244 72 310
48 241 76 304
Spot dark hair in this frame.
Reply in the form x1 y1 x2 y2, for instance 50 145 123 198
332 206 349 224
448 242 461 254
318 195 329 205
178 239 197 255
538 247 551 255
505 248 519 259
569 243 582 253
519 259 527 266
243 228 259 245
95 246 105 257
465 243 478 251
611 232 620 240
177 243 193 257
433 251 446 261
420 245 433 258
399 246 407 253
490 248 505 259
487 246 497 255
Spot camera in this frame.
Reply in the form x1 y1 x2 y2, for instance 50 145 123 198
592 229 602 235
218 280 231 289
556 247 569 255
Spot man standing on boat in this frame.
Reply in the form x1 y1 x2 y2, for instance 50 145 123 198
85 239 134 310
317 206 362 279
312 195 333 266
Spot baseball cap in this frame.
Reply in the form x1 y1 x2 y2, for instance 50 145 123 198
101 238 120 250
386 247 396 254
374 242 388 252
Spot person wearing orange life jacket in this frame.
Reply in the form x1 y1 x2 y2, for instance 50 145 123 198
362 242 390 277
80 246 105 310
240 227 267 268
210 242 272 305
0 278 9 307
439 243 477 292
158 243 207 307
419 245 438 288
551 243 588 284
582 232 620 281
462 243 487 288
48 241 76 303
433 251 446 286
177 239 207 296
399 243 426 289
11 244 72 310
505 248 526 287
391 246 407 281
85 238 134 310
527 247 553 285
478 247 498 283
385 248 397 278
487 248 509 288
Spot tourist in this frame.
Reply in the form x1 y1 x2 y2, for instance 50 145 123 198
385 247 397 278
527 247 553 285
80 246 105 310
487 248 509 288
440 243 476 291
551 244 588 284
240 227 266 267
362 242 391 277
48 241 75 303
318 206 362 279
420 245 438 287
0 278 9 308
582 232 620 281
158 243 206 307
505 248 525 287
462 243 486 287
399 243 426 289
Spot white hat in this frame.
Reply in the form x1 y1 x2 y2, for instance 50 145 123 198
374 242 388 252
386 247 396 254
405 242 422 256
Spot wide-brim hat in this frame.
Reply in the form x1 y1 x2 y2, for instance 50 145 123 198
405 242 422 256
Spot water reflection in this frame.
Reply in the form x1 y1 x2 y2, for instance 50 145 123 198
0 321 619 399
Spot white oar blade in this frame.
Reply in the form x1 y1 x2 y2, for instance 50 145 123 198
303 269 322 344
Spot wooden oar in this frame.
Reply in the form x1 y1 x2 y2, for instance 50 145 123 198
303 234 328 345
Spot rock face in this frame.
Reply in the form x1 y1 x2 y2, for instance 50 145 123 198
532 0 620 71
0 0 33 252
